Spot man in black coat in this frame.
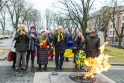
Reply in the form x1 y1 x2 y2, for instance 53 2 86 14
53 26 66 71
85 29 100 58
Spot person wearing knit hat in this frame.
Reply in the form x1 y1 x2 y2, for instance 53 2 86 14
26 26 38 69
14 24 30 71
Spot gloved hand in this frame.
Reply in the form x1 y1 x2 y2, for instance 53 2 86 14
30 34 35 38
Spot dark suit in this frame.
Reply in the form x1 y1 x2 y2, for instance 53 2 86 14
53 33 66 69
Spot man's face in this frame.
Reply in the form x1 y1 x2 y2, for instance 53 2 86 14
65 29 68 33
90 32 95 37
58 28 62 33
31 28 36 32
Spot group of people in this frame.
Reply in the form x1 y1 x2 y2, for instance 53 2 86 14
11 24 100 71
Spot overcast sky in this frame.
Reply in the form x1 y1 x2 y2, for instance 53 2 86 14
1 0 119 31
27 0 107 28
29 0 106 12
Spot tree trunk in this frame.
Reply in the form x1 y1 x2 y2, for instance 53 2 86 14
15 16 19 31
0 22 5 37
118 37 122 48
2 28 5 36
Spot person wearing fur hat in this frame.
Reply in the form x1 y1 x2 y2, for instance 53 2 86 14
35 30 50 71
53 26 66 71
26 26 38 69
85 28 100 58
14 24 30 70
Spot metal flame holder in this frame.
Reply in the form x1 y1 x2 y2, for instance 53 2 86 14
69 73 96 83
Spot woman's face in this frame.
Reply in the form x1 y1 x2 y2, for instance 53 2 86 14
77 32 82 37
41 31 45 36
31 28 36 32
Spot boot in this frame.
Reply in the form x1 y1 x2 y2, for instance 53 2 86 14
26 62 28 69
43 65 47 71
12 62 15 69
31 59 34 68
38 64 41 71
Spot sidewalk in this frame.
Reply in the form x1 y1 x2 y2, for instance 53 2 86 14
110 62 124 66
0 49 124 68
0 47 10 60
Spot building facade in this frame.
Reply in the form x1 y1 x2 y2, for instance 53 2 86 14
87 6 124 44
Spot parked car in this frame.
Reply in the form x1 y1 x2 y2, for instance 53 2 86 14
4 35 11 39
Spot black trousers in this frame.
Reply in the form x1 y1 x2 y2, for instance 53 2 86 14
26 50 35 66
11 52 16 67
55 50 64 69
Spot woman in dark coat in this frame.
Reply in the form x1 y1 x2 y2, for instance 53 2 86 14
73 31 85 64
35 30 50 71
26 26 37 69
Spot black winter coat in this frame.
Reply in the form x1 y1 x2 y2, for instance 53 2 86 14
53 33 66 53
74 37 85 50
35 37 50 65
14 32 30 52
85 36 100 58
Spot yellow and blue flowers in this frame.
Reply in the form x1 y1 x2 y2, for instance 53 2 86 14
75 50 86 69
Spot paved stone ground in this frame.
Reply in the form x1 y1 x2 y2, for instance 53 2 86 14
0 58 123 83
103 67 124 83
34 72 115 83
0 39 11 59
0 66 34 83
0 47 10 56
0 38 12 47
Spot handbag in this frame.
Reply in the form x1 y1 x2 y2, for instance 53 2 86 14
7 51 13 62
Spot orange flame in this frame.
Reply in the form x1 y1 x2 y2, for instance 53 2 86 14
83 42 111 79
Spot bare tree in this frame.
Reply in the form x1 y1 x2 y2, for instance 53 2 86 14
96 7 112 31
57 0 95 33
6 0 25 31
17 2 42 31
21 7 32 31
0 9 6 36
30 9 42 31
45 9 53 30
94 6 113 41
111 0 124 48
0 0 8 11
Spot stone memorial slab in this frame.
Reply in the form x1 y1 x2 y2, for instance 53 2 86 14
33 72 116 83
